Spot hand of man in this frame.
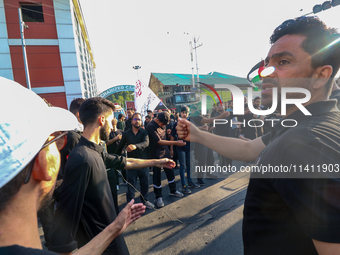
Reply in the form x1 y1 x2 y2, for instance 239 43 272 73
114 134 122 141
176 140 186 147
176 118 200 142
155 158 176 169
113 199 146 236
221 111 230 117
126 144 137 152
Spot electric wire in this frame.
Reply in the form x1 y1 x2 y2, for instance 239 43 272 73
116 169 246 225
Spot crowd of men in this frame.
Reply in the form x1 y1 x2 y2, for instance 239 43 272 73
1 15 340 255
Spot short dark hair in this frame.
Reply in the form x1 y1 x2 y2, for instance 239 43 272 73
79 97 115 128
270 16 340 89
157 111 170 125
181 105 189 112
118 113 125 120
69 98 85 116
254 96 261 101
127 107 135 112
0 165 27 213
147 110 152 113
132 112 141 120
145 115 150 119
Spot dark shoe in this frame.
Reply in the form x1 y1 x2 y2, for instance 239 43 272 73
182 185 192 194
188 182 200 188
197 179 205 186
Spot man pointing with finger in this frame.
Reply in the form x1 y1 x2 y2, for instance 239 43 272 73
177 16 340 255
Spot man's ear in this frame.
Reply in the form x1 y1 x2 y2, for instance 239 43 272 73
313 65 333 90
99 115 106 126
31 150 52 182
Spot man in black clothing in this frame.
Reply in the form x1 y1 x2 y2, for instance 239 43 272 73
124 107 134 131
0 78 145 255
106 118 123 213
38 97 85 248
177 17 340 254
49 98 175 255
146 111 186 207
144 115 151 127
116 113 154 209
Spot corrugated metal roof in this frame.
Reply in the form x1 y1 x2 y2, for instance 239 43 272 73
151 71 249 86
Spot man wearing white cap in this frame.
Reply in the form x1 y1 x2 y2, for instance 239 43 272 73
0 77 145 254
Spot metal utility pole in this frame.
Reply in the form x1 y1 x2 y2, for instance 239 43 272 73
133 65 142 77
18 8 31 90
189 36 203 87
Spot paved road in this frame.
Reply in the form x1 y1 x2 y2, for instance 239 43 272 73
40 160 249 255
120 160 249 255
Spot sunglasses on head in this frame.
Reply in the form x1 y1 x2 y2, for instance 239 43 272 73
24 131 68 184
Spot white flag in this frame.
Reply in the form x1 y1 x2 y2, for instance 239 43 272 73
134 79 161 120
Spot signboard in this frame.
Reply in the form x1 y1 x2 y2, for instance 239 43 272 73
125 101 135 110
99 85 135 98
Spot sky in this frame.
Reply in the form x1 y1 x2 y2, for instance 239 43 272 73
79 0 340 94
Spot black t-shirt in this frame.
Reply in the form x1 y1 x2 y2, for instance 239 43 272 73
330 90 340 109
115 128 149 159
0 245 57 254
191 115 204 127
59 130 81 179
49 136 128 255
240 113 257 140
146 120 169 158
243 101 340 255
107 129 123 154
124 118 132 131
214 112 233 137
170 121 190 152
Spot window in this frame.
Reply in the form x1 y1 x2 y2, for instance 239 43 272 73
21 4 44 22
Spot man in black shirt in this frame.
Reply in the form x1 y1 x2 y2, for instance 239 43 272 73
49 98 175 255
124 107 134 131
115 113 155 209
177 17 340 254
38 97 84 248
106 118 123 213
0 79 145 255
146 111 186 207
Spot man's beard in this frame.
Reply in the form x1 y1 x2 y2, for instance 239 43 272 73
100 122 110 141
133 123 140 129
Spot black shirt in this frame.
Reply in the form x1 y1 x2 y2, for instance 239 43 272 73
107 129 123 154
330 89 340 109
0 245 57 254
243 100 340 255
59 130 81 179
146 120 169 158
124 118 132 131
49 136 128 255
214 112 233 137
191 115 204 127
170 121 190 152
115 128 149 159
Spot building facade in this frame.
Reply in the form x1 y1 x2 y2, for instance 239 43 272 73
0 0 97 108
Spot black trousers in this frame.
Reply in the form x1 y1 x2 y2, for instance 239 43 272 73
126 168 149 203
153 167 177 198
107 169 119 213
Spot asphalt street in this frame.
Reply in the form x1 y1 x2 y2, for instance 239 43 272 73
40 160 249 255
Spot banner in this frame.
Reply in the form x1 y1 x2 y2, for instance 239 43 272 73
135 79 161 120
